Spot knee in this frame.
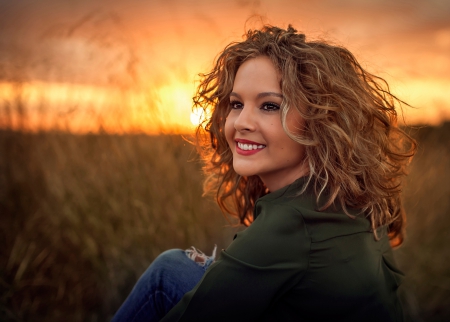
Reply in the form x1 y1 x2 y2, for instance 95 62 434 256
142 249 189 279
138 248 202 292
147 248 207 281
152 249 186 268
135 249 185 291
158 248 186 260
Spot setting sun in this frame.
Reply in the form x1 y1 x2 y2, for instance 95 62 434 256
154 83 195 132
190 107 205 126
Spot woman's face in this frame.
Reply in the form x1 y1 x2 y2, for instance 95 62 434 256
224 56 308 192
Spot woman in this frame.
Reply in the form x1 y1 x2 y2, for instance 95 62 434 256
112 25 416 322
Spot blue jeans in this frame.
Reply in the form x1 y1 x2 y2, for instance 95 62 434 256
111 247 215 322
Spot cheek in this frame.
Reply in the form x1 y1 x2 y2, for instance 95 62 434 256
285 107 305 133
289 142 306 163
276 133 306 162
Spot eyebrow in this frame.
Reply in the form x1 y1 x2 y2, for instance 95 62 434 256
230 92 284 99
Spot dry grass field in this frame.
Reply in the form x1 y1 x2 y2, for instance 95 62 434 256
0 123 449 321
0 131 237 321
397 124 450 322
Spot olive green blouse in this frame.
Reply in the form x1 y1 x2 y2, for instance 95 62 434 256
161 177 404 322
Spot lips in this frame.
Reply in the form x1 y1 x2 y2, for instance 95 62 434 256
235 139 266 155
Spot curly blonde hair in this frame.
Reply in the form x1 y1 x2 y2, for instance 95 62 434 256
194 25 416 246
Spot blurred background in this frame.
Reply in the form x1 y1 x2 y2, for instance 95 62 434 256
0 0 449 321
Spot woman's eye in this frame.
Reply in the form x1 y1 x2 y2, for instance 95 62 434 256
229 101 243 109
261 102 280 111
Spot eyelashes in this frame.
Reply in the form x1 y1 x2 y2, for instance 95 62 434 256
229 100 280 111
229 100 243 109
261 102 281 111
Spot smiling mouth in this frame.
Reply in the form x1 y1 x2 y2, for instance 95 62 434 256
236 142 266 151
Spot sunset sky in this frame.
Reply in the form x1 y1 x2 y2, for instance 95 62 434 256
1 0 449 133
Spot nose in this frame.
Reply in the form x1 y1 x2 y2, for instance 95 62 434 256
234 105 256 132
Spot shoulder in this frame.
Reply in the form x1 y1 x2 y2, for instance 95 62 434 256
257 190 372 243
255 199 308 235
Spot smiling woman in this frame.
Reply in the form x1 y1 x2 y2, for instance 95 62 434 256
112 25 416 322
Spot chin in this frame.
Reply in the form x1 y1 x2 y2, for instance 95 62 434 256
232 163 256 178
233 168 254 177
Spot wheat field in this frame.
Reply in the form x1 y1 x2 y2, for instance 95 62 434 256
0 122 449 321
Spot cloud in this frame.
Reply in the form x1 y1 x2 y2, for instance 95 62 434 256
0 0 449 82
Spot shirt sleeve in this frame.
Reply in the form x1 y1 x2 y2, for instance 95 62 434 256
160 201 311 322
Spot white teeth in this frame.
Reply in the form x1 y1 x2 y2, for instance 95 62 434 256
237 142 265 151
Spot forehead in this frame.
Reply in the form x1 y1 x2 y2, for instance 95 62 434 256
232 56 281 93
